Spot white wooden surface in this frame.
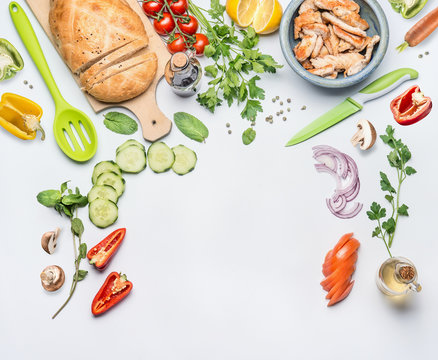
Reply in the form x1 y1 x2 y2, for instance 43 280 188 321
1 1 437 359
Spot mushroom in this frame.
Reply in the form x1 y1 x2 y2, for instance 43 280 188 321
41 227 61 254
40 265 65 292
351 119 377 150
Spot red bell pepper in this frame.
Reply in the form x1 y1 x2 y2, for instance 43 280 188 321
390 85 432 126
92 272 133 316
87 228 126 270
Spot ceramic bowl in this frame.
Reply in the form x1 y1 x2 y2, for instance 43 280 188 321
279 0 389 88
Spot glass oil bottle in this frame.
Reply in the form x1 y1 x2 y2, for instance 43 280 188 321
164 52 202 97
376 256 421 299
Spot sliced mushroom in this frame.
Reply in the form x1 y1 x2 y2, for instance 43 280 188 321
351 119 377 150
40 265 65 292
41 227 60 254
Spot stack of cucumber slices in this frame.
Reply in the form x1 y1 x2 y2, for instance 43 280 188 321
88 139 197 228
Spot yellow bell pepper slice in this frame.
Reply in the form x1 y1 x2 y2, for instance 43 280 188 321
0 92 44 140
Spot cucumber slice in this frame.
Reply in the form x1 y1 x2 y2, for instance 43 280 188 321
116 139 145 154
88 185 119 204
95 171 125 197
147 142 175 173
89 199 118 228
172 145 197 175
116 145 147 173
92 161 122 184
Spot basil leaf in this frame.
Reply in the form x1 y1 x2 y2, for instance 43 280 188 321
37 190 61 207
55 203 73 218
60 181 70 194
174 112 209 143
103 112 138 135
78 243 87 259
71 218 84 237
73 270 88 282
62 194 88 207
242 128 256 145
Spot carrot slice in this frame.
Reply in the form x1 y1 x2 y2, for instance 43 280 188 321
326 277 350 300
328 280 354 306
323 251 358 276
333 233 353 253
322 264 355 292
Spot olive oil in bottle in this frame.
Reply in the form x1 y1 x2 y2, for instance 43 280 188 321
164 52 202 97
376 256 421 297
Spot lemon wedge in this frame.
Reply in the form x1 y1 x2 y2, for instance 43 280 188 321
226 0 260 27
252 0 283 34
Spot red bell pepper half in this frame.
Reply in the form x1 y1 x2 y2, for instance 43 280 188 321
87 228 126 270
390 85 432 126
92 272 133 316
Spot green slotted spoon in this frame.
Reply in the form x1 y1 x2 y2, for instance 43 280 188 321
9 2 97 162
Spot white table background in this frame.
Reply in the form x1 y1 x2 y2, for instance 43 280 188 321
1 0 437 359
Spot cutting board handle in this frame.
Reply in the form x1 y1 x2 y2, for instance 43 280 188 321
129 82 172 142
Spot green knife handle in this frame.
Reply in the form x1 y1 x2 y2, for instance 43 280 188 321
9 2 64 105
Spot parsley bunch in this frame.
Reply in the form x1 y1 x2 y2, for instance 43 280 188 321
367 126 417 257
188 0 282 123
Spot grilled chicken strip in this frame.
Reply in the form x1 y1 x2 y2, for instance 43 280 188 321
294 10 323 39
324 72 338 79
311 52 364 73
301 59 314 70
299 0 318 14
346 35 380 76
332 6 369 30
332 25 367 49
314 0 359 12
312 36 324 58
308 64 336 76
301 23 330 39
323 25 340 55
321 12 367 37
319 45 329 57
294 34 318 62
338 39 353 52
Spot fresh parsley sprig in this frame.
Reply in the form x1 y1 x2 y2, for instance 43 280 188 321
188 0 282 125
367 126 416 257
37 181 88 319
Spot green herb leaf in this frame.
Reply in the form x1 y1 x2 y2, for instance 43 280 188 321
62 194 88 207
405 166 417 175
380 172 396 193
73 270 88 282
37 190 62 208
78 243 87 259
204 65 218 77
55 203 73 218
242 128 256 145
385 195 394 203
204 44 216 57
61 181 70 194
174 112 209 142
367 202 386 220
398 204 409 216
71 218 84 237
248 76 265 100
103 112 138 135
382 218 396 234
241 99 262 121
372 227 381 238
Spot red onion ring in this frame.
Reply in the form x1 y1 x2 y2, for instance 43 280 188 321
313 146 362 219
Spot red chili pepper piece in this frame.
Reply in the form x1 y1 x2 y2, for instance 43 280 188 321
87 228 126 270
92 272 133 316
390 85 432 126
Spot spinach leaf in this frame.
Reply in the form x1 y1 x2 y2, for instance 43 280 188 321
37 190 61 207
174 112 209 143
103 112 138 135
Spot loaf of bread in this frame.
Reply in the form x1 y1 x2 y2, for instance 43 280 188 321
49 0 157 103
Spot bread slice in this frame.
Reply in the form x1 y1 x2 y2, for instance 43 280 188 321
49 0 149 74
79 39 148 88
86 52 158 103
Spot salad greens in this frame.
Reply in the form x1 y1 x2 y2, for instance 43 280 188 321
367 126 416 257
103 112 138 135
174 112 209 142
188 0 282 134
37 181 88 319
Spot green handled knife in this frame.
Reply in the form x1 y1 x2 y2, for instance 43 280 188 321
285 68 419 147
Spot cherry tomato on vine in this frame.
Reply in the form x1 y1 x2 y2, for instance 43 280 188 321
142 0 164 17
192 33 209 55
154 12 175 35
177 15 198 35
167 33 188 54
166 0 188 15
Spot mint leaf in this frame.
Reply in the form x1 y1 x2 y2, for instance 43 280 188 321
71 218 85 237
62 194 88 207
78 243 87 259
242 128 256 145
174 112 209 143
37 190 61 208
103 112 138 135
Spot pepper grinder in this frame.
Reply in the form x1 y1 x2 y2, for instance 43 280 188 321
164 52 202 97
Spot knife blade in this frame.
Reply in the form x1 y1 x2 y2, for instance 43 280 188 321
285 68 419 147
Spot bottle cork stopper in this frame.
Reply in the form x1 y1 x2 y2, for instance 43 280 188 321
172 52 188 69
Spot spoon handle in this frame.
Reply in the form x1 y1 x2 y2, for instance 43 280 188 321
9 2 64 105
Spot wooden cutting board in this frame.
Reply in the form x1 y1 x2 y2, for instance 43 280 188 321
25 0 172 142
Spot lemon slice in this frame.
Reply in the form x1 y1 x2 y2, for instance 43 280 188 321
226 0 260 27
252 0 283 34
